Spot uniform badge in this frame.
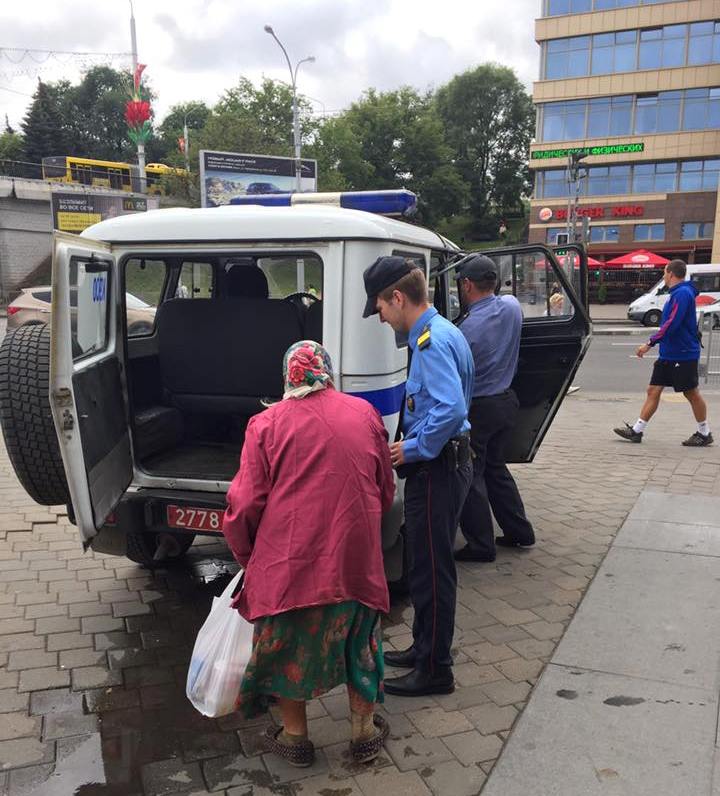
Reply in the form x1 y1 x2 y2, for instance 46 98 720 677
407 395 415 412
417 325 431 350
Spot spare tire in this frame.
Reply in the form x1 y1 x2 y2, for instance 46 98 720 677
0 324 70 505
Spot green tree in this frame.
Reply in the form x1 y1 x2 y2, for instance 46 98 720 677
152 100 211 164
198 77 315 158
312 87 468 224
0 130 24 161
21 80 68 164
62 65 140 162
435 64 534 224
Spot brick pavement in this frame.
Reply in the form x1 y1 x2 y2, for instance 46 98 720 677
0 390 718 795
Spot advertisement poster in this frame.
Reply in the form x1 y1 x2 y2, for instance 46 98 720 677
199 150 317 207
51 192 155 233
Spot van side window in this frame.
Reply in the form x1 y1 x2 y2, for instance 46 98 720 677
257 255 323 299
70 258 109 359
125 259 167 337
177 262 214 299
691 273 720 292
490 251 575 320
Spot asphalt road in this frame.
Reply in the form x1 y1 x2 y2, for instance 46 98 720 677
575 333 657 394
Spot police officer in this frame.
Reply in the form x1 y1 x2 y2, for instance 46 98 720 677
363 256 474 696
453 254 535 563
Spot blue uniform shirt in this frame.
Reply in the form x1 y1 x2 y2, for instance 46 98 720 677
459 294 522 397
402 307 474 463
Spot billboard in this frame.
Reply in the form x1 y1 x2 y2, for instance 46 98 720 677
51 192 155 233
199 150 317 208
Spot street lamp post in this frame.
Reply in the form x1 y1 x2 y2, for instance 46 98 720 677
263 25 314 193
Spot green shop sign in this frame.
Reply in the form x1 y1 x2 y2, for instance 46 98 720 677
531 143 645 160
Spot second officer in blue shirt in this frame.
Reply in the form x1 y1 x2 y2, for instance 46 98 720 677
363 256 474 696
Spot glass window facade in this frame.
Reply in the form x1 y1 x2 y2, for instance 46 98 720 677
538 88 720 141
681 221 715 239
535 159 720 198
545 0 689 17
634 223 665 241
589 226 620 242
546 227 568 244
543 22 720 79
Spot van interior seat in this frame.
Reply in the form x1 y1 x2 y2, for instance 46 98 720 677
156 297 305 415
305 299 323 343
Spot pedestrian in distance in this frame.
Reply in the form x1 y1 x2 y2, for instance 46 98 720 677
452 254 536 564
614 259 712 447
363 256 474 697
223 340 395 768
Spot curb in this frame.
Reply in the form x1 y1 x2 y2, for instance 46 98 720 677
593 327 647 336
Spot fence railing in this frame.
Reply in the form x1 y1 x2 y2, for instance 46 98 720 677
699 309 720 387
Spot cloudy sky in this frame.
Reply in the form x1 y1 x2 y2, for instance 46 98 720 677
1 0 541 129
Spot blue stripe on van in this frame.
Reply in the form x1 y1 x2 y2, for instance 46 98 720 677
349 382 405 416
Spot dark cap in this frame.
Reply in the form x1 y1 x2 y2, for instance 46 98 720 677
455 254 498 282
362 256 420 318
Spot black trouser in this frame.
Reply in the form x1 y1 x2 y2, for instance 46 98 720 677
459 390 535 557
403 441 472 674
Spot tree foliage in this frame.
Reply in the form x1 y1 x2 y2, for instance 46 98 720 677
435 64 535 223
21 80 68 163
312 87 467 223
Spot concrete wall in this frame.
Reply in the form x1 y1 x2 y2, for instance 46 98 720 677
0 194 52 302
0 179 162 303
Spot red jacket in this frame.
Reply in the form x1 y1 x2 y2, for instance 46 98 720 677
223 387 395 621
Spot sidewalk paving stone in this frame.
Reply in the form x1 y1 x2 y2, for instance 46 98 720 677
0 394 718 792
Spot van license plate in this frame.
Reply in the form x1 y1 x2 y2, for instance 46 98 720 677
167 505 223 533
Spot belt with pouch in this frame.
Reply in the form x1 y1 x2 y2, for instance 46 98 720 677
397 433 471 479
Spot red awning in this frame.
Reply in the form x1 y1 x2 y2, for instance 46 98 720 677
535 254 602 269
604 249 670 269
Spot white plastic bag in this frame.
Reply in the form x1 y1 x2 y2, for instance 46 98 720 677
186 571 254 717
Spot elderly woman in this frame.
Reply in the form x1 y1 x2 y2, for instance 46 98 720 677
223 340 395 768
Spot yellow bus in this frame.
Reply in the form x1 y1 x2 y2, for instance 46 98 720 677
42 156 187 195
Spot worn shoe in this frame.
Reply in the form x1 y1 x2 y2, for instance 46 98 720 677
349 714 390 763
613 423 643 443
495 536 534 549
264 726 315 767
454 545 496 563
384 667 455 697
682 431 714 447
384 647 416 669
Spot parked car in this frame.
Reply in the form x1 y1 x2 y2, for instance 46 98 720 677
0 193 590 582
7 286 156 336
627 264 720 326
245 182 284 195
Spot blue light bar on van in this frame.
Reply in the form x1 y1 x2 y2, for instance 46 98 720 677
229 189 417 217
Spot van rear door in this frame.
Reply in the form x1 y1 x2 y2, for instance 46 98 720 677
50 233 133 544
432 243 591 463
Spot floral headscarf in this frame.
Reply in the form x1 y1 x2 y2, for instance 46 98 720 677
282 340 334 400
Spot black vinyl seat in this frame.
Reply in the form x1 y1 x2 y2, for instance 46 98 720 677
155 298 304 415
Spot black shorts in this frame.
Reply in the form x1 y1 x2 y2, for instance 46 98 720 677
650 359 699 393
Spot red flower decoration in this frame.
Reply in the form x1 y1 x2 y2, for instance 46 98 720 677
125 100 151 127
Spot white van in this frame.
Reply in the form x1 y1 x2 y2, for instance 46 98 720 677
0 191 591 584
627 264 720 326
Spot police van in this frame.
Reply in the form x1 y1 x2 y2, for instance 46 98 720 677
0 190 591 585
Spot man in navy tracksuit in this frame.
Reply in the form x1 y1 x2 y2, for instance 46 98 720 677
614 259 712 447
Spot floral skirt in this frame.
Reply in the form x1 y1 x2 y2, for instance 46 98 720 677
236 600 384 719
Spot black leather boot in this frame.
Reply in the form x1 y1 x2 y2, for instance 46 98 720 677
383 647 416 669
384 667 454 697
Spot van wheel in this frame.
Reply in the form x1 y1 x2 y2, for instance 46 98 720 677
125 530 195 566
0 324 71 506
644 309 662 327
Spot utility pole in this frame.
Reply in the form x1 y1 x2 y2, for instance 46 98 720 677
566 151 588 244
129 0 146 192
263 26 315 193
183 115 190 174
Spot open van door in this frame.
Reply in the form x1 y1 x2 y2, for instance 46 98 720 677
433 243 591 463
50 233 133 545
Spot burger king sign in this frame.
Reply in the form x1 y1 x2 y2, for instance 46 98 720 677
539 207 553 222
